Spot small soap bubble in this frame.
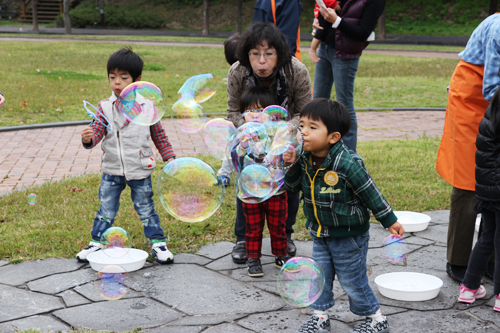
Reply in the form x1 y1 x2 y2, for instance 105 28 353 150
239 164 275 198
171 96 207 133
381 234 408 263
27 193 37 205
178 73 219 103
277 257 325 307
262 105 290 122
100 227 132 259
202 118 237 160
118 81 167 126
157 157 224 222
94 265 129 301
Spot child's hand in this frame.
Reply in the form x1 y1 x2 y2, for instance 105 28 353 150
388 221 405 237
312 17 323 31
81 127 94 144
0 94 5 108
283 148 297 164
309 47 320 63
166 157 175 163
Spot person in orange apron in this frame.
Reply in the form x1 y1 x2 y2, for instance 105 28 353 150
437 13 500 283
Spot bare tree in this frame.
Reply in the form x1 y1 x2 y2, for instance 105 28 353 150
203 0 209 36
32 0 39 32
237 0 242 33
63 0 71 34
377 9 385 40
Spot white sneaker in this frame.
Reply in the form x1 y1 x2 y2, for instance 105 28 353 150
76 241 104 262
151 242 174 264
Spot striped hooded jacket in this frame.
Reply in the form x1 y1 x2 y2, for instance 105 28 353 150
285 141 397 238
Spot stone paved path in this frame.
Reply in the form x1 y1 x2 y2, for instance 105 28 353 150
1 210 500 333
0 111 445 195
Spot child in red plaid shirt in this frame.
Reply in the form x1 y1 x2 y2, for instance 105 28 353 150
232 86 291 278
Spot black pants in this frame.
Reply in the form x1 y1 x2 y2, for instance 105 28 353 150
463 209 500 294
235 189 300 242
447 187 478 266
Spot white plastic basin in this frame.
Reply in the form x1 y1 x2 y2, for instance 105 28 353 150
374 272 443 301
87 248 148 272
394 211 431 232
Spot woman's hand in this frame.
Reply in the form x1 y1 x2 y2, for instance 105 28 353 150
320 7 338 24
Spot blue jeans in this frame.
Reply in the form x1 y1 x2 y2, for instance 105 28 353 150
91 173 166 243
309 231 380 316
313 43 360 152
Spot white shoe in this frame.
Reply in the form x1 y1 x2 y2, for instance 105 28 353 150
76 241 104 262
151 242 174 264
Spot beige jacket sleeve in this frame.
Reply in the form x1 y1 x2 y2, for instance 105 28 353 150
288 57 313 126
226 62 246 127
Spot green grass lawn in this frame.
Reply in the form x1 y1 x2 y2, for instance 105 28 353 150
0 136 451 263
0 40 457 127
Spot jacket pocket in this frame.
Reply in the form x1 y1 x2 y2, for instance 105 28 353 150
140 148 156 170
330 202 357 216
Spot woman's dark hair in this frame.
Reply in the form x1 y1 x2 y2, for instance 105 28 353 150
107 47 143 81
240 86 277 112
300 98 351 137
237 22 292 71
224 33 241 66
490 88 500 140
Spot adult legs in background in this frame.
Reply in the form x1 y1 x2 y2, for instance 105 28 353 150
313 43 334 100
332 56 360 152
447 187 478 282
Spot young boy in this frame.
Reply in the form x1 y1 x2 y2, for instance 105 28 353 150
283 98 404 333
77 47 176 264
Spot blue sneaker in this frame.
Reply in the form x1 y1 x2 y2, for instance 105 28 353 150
217 175 230 187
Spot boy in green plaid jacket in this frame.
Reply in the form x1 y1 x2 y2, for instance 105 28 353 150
283 98 404 333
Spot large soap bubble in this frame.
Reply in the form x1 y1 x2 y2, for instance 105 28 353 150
178 73 219 103
157 157 224 222
262 105 290 122
239 164 275 199
202 118 237 160
277 257 325 307
117 81 167 126
100 227 132 259
171 96 207 133
94 265 129 301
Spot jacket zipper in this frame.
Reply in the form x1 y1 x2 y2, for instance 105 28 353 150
305 155 325 237
116 130 127 177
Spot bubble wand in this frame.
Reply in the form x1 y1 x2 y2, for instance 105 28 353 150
83 100 113 131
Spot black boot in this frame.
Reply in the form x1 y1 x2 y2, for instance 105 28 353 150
231 241 247 264
446 262 467 283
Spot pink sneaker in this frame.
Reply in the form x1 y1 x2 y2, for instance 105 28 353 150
494 294 500 312
458 284 486 304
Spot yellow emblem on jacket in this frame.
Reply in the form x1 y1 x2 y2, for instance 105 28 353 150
324 171 339 186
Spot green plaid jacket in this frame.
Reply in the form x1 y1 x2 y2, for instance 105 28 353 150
285 142 397 238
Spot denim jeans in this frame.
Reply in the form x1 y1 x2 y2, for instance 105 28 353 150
234 190 299 242
91 173 166 243
309 231 380 315
313 43 360 152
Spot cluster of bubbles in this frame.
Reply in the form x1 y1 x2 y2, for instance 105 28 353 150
226 106 303 203
117 81 167 127
381 234 408 263
27 193 37 205
277 257 325 307
171 74 219 133
94 264 129 301
157 157 224 223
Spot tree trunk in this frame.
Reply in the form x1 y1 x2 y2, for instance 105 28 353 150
32 0 39 32
490 0 498 14
237 0 242 33
63 0 71 34
202 0 209 36
377 9 386 40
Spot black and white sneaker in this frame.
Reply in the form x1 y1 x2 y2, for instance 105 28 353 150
275 255 292 269
297 315 331 333
350 317 389 333
76 241 104 262
151 242 174 264
247 258 264 277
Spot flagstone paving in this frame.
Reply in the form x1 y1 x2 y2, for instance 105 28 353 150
1 210 500 333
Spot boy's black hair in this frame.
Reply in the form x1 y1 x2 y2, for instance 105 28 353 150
224 33 241 66
237 22 292 71
107 47 143 81
240 86 277 112
300 98 351 137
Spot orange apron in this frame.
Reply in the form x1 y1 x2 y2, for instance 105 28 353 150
436 60 490 191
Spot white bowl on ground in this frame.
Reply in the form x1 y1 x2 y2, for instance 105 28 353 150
394 211 431 232
374 272 443 301
87 248 149 272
